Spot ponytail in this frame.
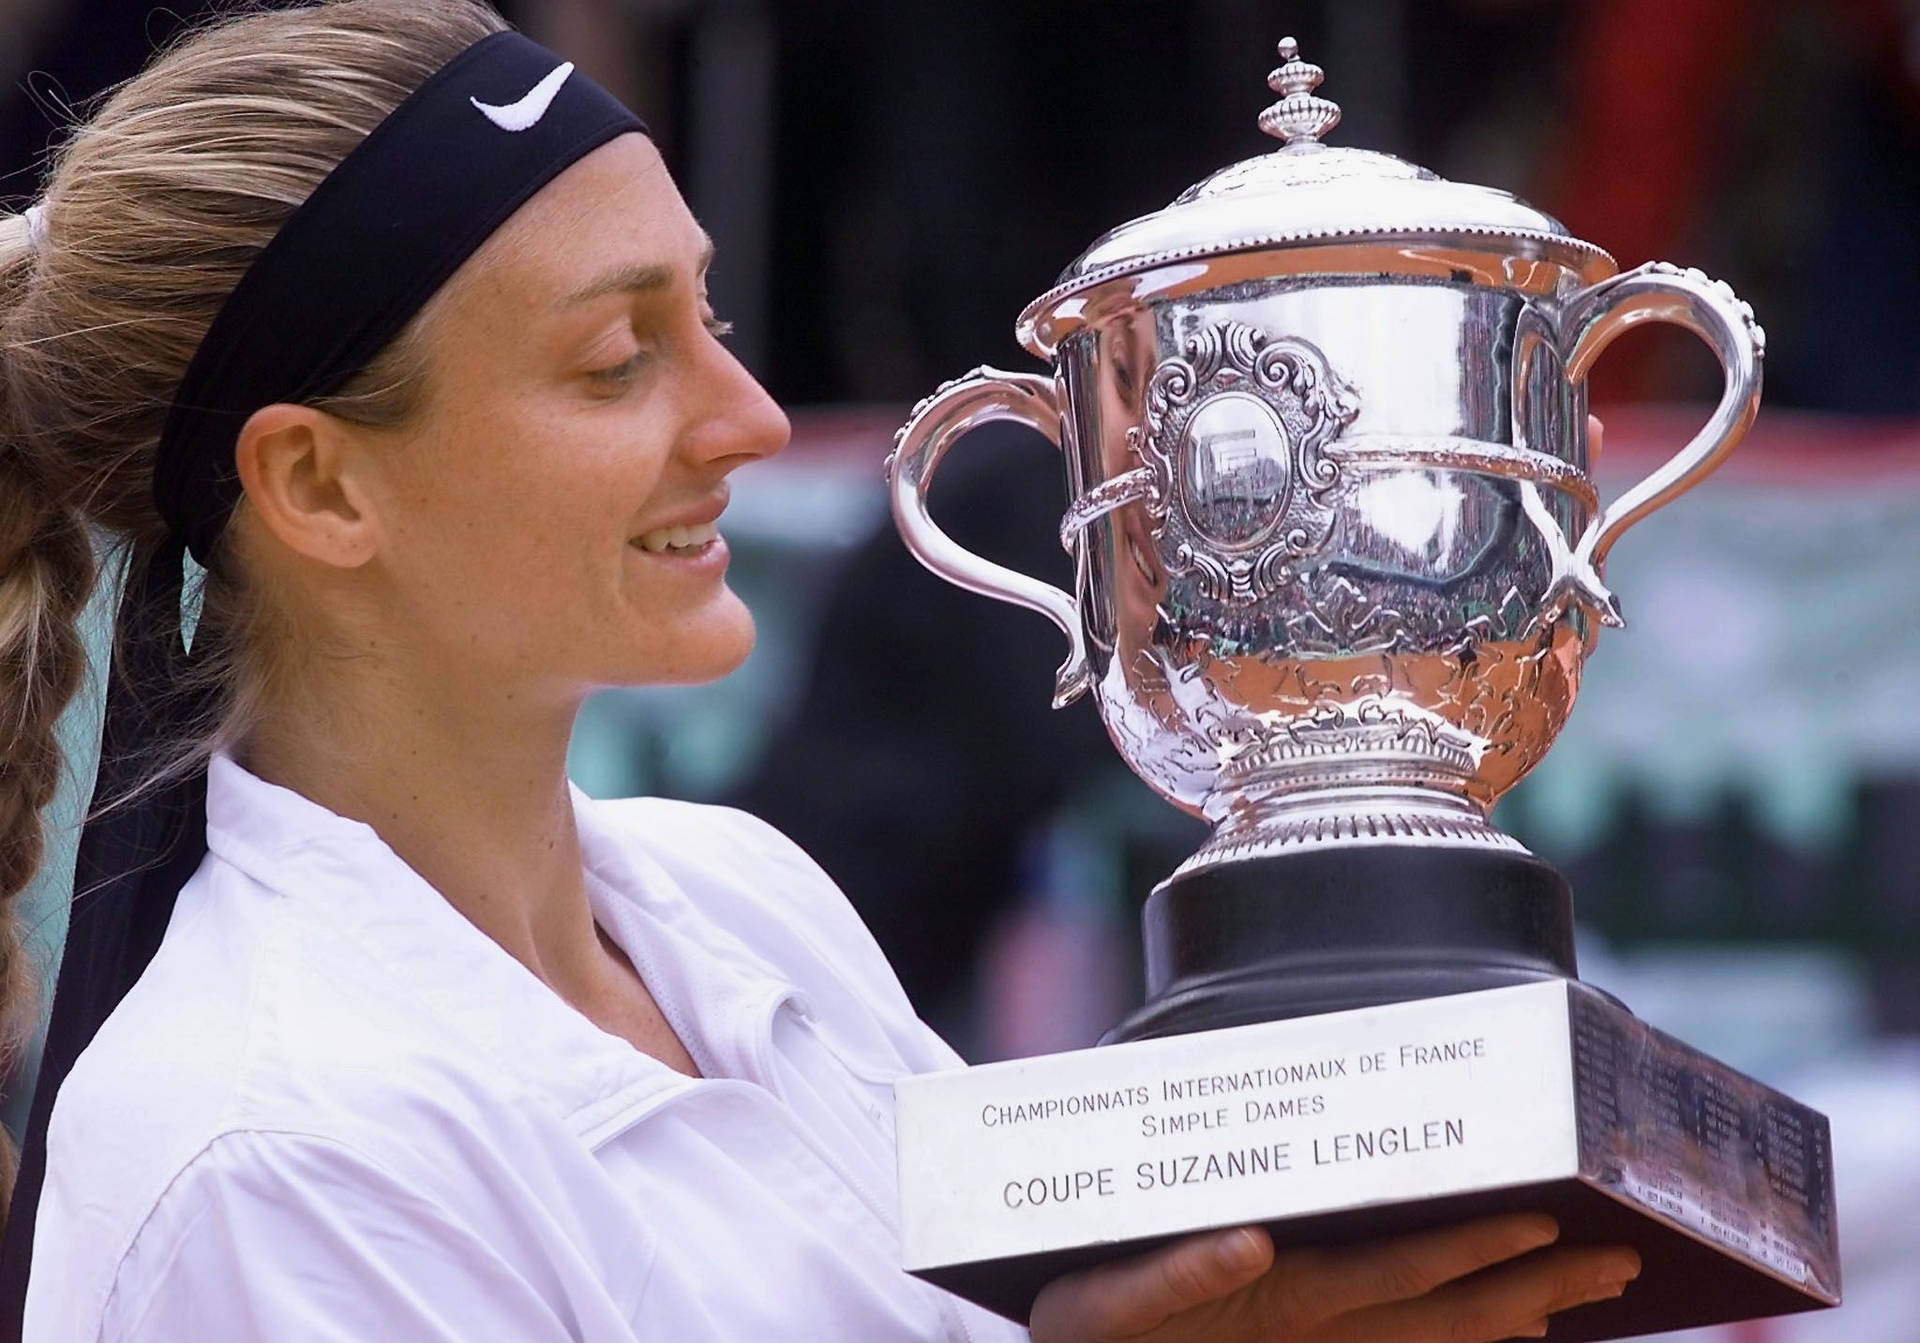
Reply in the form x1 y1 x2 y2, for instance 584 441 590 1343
0 211 98 1207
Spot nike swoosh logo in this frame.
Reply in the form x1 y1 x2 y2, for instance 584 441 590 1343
470 61 575 133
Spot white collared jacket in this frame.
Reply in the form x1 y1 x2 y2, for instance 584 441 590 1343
24 755 1027 1342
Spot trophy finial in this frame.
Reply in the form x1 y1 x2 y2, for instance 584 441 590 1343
1260 36 1341 146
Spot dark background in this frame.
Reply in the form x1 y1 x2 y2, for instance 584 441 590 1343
6 14 1920 1331
4 0 1917 1042
7 1 1918 411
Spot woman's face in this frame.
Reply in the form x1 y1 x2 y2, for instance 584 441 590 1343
356 133 789 701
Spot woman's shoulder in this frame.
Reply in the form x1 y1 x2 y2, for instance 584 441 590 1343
49 859 278 1174
40 854 536 1276
29 1108 568 1339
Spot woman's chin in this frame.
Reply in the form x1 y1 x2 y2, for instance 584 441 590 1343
620 600 756 686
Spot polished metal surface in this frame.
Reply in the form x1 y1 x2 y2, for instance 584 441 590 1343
1019 38 1614 357
890 368 1090 708
887 39 1766 883
1259 35 1342 146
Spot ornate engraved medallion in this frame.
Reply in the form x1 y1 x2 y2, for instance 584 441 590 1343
1135 322 1359 605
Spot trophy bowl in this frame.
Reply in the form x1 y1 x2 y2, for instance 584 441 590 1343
889 38 1764 1038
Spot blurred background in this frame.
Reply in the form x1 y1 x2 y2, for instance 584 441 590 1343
4 0 1917 1338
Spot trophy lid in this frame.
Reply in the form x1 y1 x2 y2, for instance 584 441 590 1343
1017 38 1617 356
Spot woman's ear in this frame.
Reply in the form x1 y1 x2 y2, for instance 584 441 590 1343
233 403 381 568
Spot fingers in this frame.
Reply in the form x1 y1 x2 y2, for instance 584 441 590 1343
1588 413 1605 462
1030 1225 1273 1341
1264 1214 1560 1327
1334 1244 1642 1343
1028 1219 1638 1343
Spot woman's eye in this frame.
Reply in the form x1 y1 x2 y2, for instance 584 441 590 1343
703 311 733 339
587 351 648 386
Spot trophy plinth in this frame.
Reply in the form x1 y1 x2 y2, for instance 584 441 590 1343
884 36 1836 1340
1109 844 1575 1041
897 982 1840 1338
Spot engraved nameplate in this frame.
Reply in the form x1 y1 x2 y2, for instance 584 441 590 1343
896 981 1839 1337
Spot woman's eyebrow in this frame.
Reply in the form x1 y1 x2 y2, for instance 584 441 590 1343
559 234 717 309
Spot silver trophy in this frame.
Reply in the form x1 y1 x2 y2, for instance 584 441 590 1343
887 40 1838 1340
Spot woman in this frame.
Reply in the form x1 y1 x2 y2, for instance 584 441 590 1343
0 2 1639 1338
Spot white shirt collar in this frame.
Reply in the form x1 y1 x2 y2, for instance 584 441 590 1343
200 753 796 1135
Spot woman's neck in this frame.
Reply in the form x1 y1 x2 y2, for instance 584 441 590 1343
241 681 601 993
244 671 702 1077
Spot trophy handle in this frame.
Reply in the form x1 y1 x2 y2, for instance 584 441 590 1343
1561 261 1766 591
887 367 1091 708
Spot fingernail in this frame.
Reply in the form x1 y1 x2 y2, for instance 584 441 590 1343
1216 1228 1266 1272
1517 1320 1550 1339
1515 1216 1560 1250
1599 1250 1642 1283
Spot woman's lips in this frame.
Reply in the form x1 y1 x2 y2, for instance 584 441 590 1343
632 519 720 553
627 527 729 575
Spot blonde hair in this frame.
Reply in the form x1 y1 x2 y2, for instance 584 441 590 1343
0 0 510 1211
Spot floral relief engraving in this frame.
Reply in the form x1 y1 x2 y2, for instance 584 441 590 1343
1135 323 1360 607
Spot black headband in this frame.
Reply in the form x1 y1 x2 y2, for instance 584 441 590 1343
0 30 648 1316
158 28 647 562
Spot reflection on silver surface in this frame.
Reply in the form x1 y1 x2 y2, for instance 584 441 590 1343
1180 391 1296 548
1568 982 1841 1308
886 37 1765 886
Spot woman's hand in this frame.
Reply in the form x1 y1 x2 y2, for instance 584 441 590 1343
1029 1214 1639 1343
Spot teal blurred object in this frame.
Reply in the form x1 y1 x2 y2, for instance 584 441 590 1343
1491 410 1920 994
3 555 118 1143
573 407 1920 1018
578 408 1920 847
1507 444 1920 855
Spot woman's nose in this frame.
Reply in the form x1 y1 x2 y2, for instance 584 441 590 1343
686 337 791 469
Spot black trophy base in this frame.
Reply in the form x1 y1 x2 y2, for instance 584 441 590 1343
1107 843 1580 1043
